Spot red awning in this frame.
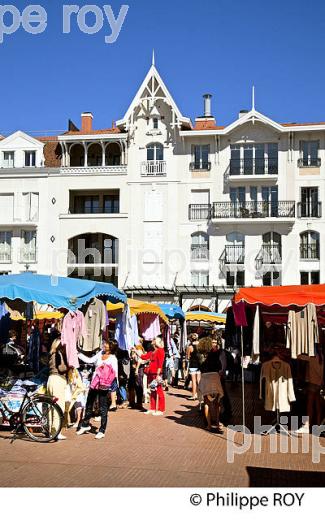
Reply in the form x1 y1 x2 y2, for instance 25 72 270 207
234 284 325 308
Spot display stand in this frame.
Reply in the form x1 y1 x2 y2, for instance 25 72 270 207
262 408 292 437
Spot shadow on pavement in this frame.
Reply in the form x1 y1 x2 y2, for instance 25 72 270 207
247 466 325 487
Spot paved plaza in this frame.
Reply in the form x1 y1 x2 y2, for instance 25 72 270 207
0 384 324 487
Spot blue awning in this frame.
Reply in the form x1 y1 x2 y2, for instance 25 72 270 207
159 303 185 321
0 273 126 311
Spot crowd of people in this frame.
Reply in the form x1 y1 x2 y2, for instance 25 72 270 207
44 326 235 440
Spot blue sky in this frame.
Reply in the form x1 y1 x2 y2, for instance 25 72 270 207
1 0 325 135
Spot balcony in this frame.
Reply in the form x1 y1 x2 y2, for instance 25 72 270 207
0 250 11 263
211 201 295 219
189 161 211 171
256 245 282 270
60 165 127 175
141 160 166 176
68 207 120 215
191 244 209 261
230 158 278 176
19 249 37 263
188 204 211 221
221 245 245 265
297 202 322 218
297 158 321 168
300 244 320 260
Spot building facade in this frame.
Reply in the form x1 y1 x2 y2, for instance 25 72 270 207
0 61 324 311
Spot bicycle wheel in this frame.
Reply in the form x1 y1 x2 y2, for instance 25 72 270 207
21 396 63 443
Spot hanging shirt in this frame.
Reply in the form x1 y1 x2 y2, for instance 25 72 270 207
61 311 86 369
286 303 319 359
138 314 161 341
232 301 248 327
79 298 106 352
259 359 296 412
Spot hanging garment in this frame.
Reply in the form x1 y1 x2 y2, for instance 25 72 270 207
61 311 86 368
27 329 41 373
0 302 10 344
115 304 133 350
259 359 296 412
252 305 260 359
138 314 161 341
130 315 139 347
232 301 248 327
79 298 106 352
286 303 319 359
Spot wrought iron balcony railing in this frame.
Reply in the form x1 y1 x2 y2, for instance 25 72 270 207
188 204 211 220
189 161 211 171
297 157 321 167
256 245 282 270
229 158 278 176
211 201 295 219
297 202 322 218
191 244 209 261
221 245 245 264
141 160 166 176
300 244 320 260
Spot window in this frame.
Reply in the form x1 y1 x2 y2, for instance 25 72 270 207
299 187 320 218
0 231 12 263
191 271 209 287
0 194 14 221
300 231 320 260
25 151 36 167
263 271 281 286
3 151 14 168
262 186 278 217
153 118 159 129
225 232 245 263
300 271 320 285
191 145 210 169
74 196 100 214
300 141 320 167
21 230 37 263
104 194 119 214
230 143 278 175
23 192 39 221
226 271 245 286
191 232 209 260
147 143 164 161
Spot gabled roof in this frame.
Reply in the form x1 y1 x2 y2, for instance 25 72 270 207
116 62 191 129
0 130 45 147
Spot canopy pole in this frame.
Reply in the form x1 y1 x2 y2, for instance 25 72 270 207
241 325 246 445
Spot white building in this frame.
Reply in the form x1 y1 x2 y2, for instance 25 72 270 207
0 59 324 311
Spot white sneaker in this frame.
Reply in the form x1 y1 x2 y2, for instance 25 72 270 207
57 433 67 440
294 424 309 435
144 410 154 415
76 425 91 435
153 411 164 416
95 432 105 440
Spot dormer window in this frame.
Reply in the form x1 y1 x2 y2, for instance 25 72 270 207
153 118 159 129
25 151 36 167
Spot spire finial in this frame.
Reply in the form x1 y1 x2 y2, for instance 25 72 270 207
152 49 155 66
252 85 255 111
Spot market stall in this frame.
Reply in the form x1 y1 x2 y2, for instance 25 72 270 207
229 284 325 433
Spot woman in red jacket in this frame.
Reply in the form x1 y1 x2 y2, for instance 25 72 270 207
137 337 165 415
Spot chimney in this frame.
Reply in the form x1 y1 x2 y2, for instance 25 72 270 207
81 112 93 133
203 94 212 117
238 109 249 119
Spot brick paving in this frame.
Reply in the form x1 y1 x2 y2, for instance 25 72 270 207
0 384 324 487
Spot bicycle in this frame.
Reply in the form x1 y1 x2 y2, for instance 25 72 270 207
0 382 63 443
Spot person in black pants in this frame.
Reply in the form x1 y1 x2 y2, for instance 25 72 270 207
78 387 109 437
